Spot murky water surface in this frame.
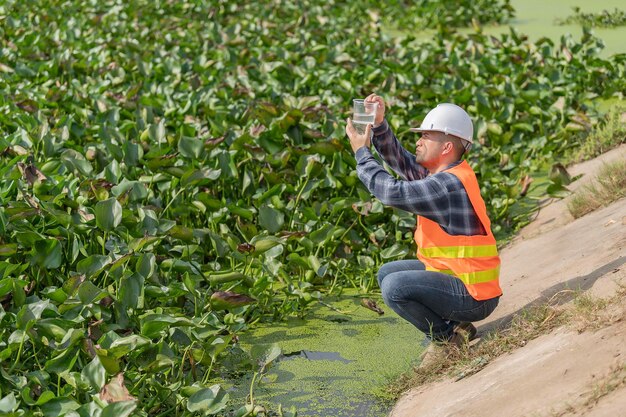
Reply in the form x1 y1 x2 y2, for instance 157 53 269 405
229 296 422 417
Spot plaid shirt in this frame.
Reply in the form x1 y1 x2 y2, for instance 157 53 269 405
355 119 485 236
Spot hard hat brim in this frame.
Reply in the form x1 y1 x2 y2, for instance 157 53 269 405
408 127 473 143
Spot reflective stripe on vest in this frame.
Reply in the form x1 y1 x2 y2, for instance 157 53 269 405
418 244 498 259
414 160 503 301
425 265 500 285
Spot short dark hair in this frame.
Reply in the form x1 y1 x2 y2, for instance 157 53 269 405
447 135 467 159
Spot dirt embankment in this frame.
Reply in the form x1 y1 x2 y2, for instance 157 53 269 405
390 145 626 417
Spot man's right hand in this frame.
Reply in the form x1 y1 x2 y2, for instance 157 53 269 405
365 93 386 126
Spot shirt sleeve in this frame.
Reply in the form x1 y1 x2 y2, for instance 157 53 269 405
355 147 451 224
371 119 429 181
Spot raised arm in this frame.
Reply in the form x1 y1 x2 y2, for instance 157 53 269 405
354 146 451 225
365 94 428 181
371 120 428 181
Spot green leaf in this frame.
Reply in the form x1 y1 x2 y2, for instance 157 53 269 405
210 291 256 311
140 314 194 338
81 356 106 391
250 236 282 256
186 385 229 414
123 141 143 166
178 136 205 159
546 182 571 198
167 225 194 242
149 120 166 143
96 352 121 375
95 198 122 231
119 273 144 309
39 397 80 417
101 400 137 417
31 239 62 269
227 204 255 220
136 253 156 279
77 255 111 278
250 343 282 369
0 278 14 298
258 206 284 233
0 393 18 413
12 279 26 307
61 149 93 176
40 286 68 303
181 168 221 186
22 387 55 406
111 180 148 202
16 299 50 330
45 348 79 374
380 243 410 259
309 223 335 245
0 244 17 257
107 334 151 358
512 123 534 133
77 281 107 304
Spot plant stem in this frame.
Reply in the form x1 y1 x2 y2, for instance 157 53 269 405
9 331 27 373
289 177 309 229
249 370 261 407
161 187 185 218
202 357 215 385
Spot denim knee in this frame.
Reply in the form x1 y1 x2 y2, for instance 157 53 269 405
379 273 400 305
377 265 390 288
377 262 402 288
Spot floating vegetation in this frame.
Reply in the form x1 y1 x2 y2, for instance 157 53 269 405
556 7 626 28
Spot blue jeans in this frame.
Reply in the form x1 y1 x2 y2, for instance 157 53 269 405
378 260 500 342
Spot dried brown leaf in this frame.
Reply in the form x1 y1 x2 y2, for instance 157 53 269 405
99 373 136 403
361 298 384 315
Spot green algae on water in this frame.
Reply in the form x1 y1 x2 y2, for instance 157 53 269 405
228 296 424 417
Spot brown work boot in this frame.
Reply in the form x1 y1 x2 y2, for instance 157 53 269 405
418 342 450 370
418 323 477 370
451 322 477 346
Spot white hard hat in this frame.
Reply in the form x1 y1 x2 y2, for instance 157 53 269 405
409 103 474 148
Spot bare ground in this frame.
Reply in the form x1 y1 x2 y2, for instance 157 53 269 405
389 145 626 417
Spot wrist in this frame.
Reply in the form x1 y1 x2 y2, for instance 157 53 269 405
352 143 369 153
354 146 371 161
372 119 388 134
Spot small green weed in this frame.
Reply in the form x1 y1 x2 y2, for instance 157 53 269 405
567 159 626 218
568 106 626 164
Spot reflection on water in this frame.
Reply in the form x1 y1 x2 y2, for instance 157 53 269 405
283 350 355 364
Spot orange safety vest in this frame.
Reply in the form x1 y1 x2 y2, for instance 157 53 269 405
414 160 502 301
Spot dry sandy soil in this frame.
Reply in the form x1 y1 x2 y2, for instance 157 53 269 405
390 145 626 417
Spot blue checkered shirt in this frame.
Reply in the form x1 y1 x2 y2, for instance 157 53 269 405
355 119 485 236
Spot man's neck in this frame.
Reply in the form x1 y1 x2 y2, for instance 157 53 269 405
429 159 462 174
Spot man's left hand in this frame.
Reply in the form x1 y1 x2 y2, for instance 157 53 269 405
345 119 372 153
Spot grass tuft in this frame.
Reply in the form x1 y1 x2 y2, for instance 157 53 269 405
548 363 626 416
567 159 626 218
568 106 626 164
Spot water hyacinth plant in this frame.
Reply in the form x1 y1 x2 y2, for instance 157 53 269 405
556 7 626 28
0 0 624 415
